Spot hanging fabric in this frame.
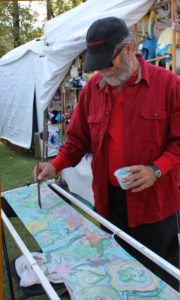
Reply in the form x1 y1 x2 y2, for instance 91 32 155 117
141 10 158 64
155 27 178 70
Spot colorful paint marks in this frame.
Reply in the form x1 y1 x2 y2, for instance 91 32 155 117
3 183 180 299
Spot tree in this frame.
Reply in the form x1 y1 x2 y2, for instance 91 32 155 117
51 0 87 17
46 0 54 20
0 0 87 58
0 2 43 58
12 1 20 48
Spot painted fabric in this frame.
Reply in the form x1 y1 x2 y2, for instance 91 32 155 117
3 183 180 299
155 27 178 69
141 20 157 64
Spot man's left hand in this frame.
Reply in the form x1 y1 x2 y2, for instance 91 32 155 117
122 165 157 192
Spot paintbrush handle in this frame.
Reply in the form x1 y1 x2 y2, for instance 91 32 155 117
37 160 39 179
37 161 42 209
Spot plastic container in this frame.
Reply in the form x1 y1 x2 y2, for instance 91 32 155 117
114 167 134 190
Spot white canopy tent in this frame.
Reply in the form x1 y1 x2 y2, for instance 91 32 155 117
0 0 154 151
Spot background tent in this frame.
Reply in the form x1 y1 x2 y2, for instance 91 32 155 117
0 39 45 149
0 0 154 153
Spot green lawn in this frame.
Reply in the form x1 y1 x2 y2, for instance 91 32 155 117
0 140 70 299
0 140 37 193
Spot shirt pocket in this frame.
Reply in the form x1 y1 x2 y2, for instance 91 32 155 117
88 115 101 152
140 109 168 142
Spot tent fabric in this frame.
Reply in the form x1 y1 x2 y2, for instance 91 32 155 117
0 0 154 150
62 154 94 206
0 52 35 148
0 40 45 149
0 39 44 64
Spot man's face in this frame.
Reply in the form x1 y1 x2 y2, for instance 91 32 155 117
99 44 134 87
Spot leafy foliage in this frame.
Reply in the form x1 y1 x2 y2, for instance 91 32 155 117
0 0 87 58
0 1 43 58
51 0 85 16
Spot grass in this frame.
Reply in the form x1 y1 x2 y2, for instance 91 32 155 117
0 140 37 193
0 140 70 299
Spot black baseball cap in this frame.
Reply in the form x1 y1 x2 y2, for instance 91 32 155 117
83 17 129 71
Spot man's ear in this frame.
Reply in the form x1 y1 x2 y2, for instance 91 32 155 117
124 42 133 58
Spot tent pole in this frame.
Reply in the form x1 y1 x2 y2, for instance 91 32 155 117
171 0 176 73
134 23 138 51
44 108 49 162
149 0 170 11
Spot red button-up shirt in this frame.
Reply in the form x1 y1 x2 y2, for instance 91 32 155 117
57 55 180 227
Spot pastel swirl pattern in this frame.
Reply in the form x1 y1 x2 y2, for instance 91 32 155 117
3 183 180 300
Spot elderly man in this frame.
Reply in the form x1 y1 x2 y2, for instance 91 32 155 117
33 17 180 290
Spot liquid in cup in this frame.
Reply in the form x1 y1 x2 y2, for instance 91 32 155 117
114 167 134 190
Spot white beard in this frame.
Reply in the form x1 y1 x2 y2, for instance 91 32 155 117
102 75 127 87
101 51 134 87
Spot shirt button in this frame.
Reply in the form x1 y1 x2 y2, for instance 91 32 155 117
100 131 104 135
154 113 158 117
105 111 109 115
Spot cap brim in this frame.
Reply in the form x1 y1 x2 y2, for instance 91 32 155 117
83 47 114 71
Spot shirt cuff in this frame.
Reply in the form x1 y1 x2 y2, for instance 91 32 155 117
153 151 180 175
50 152 71 175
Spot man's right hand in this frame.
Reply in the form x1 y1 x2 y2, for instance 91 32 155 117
33 162 56 184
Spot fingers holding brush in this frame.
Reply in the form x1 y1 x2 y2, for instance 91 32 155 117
33 162 56 184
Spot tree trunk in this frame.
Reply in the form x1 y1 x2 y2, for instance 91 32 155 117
46 0 54 20
72 0 77 7
12 1 20 48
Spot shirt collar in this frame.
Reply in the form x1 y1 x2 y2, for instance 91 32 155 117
136 53 150 86
97 53 150 90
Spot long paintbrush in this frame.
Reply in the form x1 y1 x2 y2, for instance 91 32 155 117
36 161 42 209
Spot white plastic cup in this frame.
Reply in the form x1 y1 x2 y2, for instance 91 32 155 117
114 167 133 190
